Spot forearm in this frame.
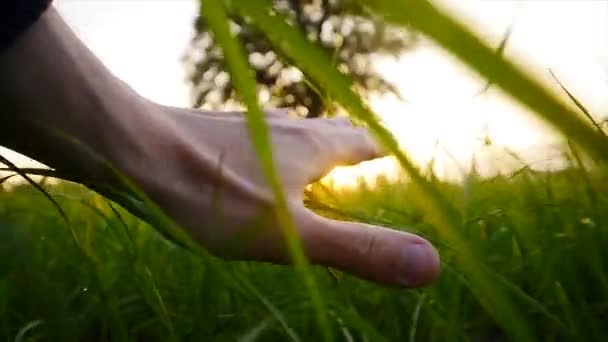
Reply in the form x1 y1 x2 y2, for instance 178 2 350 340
0 7 163 181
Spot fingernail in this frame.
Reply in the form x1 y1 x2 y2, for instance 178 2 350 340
399 242 439 287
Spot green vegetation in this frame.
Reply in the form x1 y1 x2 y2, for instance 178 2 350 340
1 0 607 341
197 1 608 340
1 154 607 341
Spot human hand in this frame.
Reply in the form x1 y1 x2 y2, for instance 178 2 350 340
115 103 440 287
0 7 439 288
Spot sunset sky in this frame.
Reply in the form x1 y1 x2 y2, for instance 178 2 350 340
3 0 608 186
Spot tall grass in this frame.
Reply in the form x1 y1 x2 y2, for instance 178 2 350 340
1 0 607 340
200 0 607 340
200 1 332 340
1 152 608 340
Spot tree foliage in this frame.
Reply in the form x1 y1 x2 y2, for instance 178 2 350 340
183 0 417 117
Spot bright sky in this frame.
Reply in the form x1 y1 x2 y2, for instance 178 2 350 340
55 0 197 106
3 0 608 187
364 0 608 182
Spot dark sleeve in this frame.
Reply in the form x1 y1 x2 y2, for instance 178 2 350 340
0 0 53 51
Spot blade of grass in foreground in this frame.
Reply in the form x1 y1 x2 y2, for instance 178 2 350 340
200 1 332 341
232 2 534 341
474 23 514 97
0 154 81 247
366 0 608 164
9 121 302 339
2 165 303 340
548 69 606 138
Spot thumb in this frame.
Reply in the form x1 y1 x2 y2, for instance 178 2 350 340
299 212 440 287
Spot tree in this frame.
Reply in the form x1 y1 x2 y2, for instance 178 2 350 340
183 0 418 118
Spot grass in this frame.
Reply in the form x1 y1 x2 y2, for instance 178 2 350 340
200 2 332 339
0 0 606 340
212 1 608 339
1 146 607 341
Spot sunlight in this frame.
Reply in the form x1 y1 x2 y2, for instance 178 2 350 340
13 0 605 189
322 166 362 188
3 2 607 339
321 157 400 188
322 0 608 187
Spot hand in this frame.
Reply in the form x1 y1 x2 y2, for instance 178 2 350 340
116 103 440 287
0 7 439 288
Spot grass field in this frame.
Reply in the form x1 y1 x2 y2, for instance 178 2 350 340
1 146 607 341
1 1 606 341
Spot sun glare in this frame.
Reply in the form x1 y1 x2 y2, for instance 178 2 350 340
322 0 608 188
6 1 604 190
321 157 400 188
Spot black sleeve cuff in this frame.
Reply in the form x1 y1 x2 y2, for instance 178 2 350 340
0 0 53 52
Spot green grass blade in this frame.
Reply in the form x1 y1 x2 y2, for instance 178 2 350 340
474 23 514 96
239 317 273 342
409 293 426 342
231 2 532 341
0 174 17 186
14 319 44 342
548 69 606 138
233 272 301 342
233 0 461 240
16 123 204 253
0 155 81 248
143 266 176 340
366 0 608 164
200 1 332 340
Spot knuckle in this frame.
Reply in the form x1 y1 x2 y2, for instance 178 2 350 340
296 127 327 153
335 116 354 127
354 228 379 259
357 130 381 158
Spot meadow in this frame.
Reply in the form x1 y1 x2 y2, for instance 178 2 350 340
2 0 608 341
0 148 607 341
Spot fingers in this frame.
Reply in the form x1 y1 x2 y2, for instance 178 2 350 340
333 127 385 162
306 126 386 183
317 117 386 165
299 213 440 287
